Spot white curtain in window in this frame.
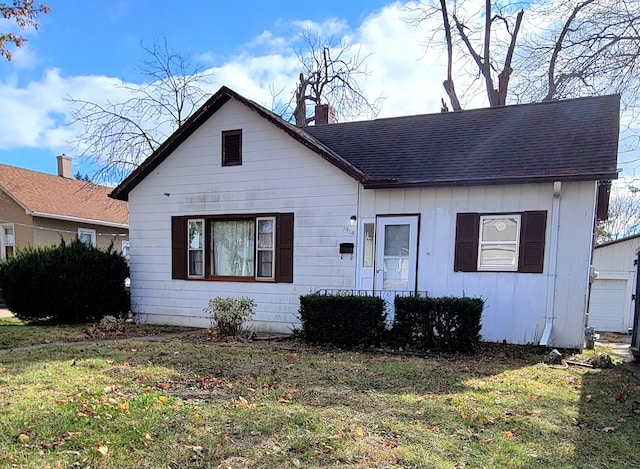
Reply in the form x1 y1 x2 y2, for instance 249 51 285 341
212 220 255 276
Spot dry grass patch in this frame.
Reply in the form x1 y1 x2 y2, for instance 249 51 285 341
0 331 638 468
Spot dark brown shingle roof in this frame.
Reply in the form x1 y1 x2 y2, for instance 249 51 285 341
0 164 128 226
110 86 619 200
302 94 620 188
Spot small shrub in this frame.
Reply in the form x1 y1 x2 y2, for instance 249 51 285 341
0 239 129 323
297 293 386 347
204 296 256 337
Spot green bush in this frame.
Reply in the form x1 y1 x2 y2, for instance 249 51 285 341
297 293 386 347
204 296 256 337
392 296 483 353
0 239 130 323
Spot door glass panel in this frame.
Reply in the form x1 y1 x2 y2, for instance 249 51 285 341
384 225 409 255
383 224 410 289
363 223 374 268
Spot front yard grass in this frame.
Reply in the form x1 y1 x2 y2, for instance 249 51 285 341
0 316 189 349
0 323 639 468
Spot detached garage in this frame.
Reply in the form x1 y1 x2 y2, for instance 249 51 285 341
589 234 640 333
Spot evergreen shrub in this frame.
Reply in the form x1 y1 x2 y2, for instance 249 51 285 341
0 239 130 323
392 296 483 353
297 293 386 347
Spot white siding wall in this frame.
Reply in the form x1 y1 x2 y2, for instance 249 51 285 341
128 99 359 332
359 181 597 348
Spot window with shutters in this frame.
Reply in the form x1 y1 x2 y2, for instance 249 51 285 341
171 213 293 282
454 211 546 273
222 129 242 166
478 215 520 271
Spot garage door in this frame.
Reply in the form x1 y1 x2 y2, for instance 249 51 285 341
589 279 629 332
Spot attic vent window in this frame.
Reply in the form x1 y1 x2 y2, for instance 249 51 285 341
222 129 242 166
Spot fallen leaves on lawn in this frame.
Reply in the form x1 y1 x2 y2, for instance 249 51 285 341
231 396 255 409
198 375 227 390
93 443 109 458
39 431 81 450
279 388 297 404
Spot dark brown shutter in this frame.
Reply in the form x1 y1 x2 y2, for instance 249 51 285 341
222 130 242 166
275 213 294 283
596 180 611 222
518 211 547 273
171 216 187 279
454 213 479 272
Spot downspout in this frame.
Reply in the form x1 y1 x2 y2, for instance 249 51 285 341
540 181 562 346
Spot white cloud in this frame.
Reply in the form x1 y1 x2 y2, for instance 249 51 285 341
0 0 635 179
0 1 517 161
0 68 132 152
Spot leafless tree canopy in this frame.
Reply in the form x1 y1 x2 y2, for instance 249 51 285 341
412 0 640 116
67 39 213 184
0 1 49 61
597 187 640 243
280 31 382 126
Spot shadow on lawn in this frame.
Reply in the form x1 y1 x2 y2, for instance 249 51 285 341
575 365 640 468
5 335 632 467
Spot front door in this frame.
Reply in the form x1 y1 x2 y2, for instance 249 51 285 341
374 216 419 293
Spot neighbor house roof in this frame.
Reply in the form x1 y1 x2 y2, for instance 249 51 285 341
0 164 128 227
595 233 640 249
110 86 620 201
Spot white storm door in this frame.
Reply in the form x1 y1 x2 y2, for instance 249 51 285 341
374 216 418 292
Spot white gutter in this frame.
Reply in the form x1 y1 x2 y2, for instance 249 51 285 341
540 181 562 346
30 211 129 229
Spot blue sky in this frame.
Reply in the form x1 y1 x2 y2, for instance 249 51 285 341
1 0 423 179
0 0 636 184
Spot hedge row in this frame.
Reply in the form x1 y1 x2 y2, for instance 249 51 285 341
392 296 483 353
297 293 386 347
297 293 483 353
0 239 130 323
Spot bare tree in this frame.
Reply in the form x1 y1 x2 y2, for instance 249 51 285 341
412 0 640 113
279 31 382 126
67 39 213 184
597 186 640 243
0 1 49 61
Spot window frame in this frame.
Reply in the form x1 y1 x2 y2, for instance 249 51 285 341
77 228 96 247
121 240 130 261
1 223 14 260
187 219 205 278
172 213 293 283
255 216 276 280
454 211 547 274
222 129 242 166
477 214 521 272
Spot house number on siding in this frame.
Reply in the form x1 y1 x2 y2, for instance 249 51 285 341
343 225 356 236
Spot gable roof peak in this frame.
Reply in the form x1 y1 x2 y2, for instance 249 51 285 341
110 86 620 199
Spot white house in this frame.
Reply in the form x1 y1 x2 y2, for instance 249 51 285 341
589 235 640 333
111 86 620 349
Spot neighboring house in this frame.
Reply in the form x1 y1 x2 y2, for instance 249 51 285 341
588 234 640 333
0 155 129 257
110 86 619 348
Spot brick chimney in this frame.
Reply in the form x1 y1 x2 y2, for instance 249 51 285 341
315 104 337 125
57 154 72 178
